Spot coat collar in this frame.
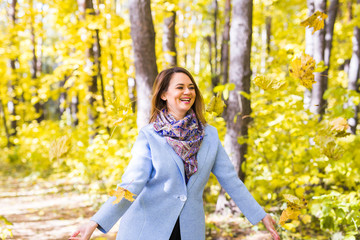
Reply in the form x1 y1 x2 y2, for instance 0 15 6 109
149 124 210 190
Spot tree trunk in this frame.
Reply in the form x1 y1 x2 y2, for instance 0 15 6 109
163 11 177 67
212 0 219 87
216 0 253 213
129 0 158 128
265 16 271 54
348 0 360 134
30 0 44 123
0 98 11 148
8 0 18 139
324 0 338 68
310 0 327 118
220 0 231 85
71 94 79 127
59 78 67 118
77 0 99 133
304 0 315 110
208 0 220 90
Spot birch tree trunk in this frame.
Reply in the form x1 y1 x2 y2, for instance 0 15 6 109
163 11 177 67
304 0 315 109
310 0 327 117
348 0 360 134
216 0 253 214
129 0 158 128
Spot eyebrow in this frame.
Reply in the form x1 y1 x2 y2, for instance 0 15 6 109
175 83 194 86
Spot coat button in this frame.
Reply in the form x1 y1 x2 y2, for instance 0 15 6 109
179 195 187 201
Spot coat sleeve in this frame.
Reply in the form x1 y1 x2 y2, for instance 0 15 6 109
211 132 266 225
91 129 153 233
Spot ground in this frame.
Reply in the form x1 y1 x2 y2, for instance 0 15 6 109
0 177 272 240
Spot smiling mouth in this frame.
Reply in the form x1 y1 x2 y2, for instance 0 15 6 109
180 98 191 102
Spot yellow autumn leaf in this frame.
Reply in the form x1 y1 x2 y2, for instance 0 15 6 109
49 135 71 161
110 186 136 204
279 194 307 226
253 75 287 91
329 117 350 137
279 207 301 226
113 117 126 126
206 93 226 116
322 140 344 160
289 53 316 89
314 60 328 72
300 10 328 34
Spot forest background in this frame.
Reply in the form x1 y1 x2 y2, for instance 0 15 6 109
0 0 359 239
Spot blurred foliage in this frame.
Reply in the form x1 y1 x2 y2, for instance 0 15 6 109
0 215 12 240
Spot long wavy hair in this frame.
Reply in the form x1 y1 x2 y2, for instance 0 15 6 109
149 67 206 124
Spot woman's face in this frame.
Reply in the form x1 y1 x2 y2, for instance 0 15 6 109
161 72 196 120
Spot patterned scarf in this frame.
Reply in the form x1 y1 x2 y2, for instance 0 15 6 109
153 108 205 179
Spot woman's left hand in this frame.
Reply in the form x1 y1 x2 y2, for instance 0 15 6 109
262 214 280 240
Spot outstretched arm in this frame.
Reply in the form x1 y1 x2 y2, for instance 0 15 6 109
262 214 280 240
69 220 98 240
69 129 153 239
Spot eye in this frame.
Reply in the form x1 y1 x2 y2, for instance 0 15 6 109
176 87 183 89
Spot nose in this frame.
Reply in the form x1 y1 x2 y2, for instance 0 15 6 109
184 87 191 94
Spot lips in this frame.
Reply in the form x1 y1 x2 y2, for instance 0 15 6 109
180 98 191 102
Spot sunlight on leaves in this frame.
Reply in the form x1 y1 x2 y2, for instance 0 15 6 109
49 135 71 161
110 186 136 204
279 194 307 226
289 53 316 89
301 11 328 34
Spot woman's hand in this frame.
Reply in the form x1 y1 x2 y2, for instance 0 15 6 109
262 214 280 240
69 220 98 240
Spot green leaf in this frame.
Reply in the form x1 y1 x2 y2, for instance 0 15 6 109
321 216 335 229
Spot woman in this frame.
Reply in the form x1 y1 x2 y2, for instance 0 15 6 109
70 67 280 240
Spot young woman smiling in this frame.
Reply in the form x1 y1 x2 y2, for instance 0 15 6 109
70 67 280 240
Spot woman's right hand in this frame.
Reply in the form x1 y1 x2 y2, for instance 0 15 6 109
69 220 98 240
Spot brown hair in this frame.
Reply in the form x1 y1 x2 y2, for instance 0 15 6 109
149 67 206 124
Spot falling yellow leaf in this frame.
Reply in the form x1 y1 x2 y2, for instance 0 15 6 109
314 61 328 72
113 117 126 126
301 11 328 34
279 194 307 226
330 117 350 137
253 75 287 91
289 53 316 89
110 186 136 204
49 135 71 161
206 92 226 116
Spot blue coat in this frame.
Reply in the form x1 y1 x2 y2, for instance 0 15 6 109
91 124 266 240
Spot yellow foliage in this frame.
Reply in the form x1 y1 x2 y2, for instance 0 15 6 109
300 11 328 34
49 135 71 161
110 186 136 204
253 75 287 91
289 53 316 89
279 194 307 226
